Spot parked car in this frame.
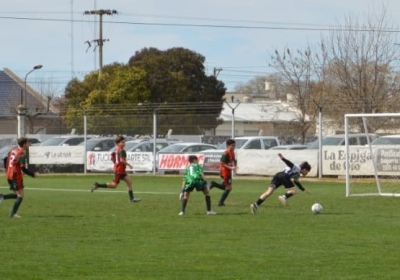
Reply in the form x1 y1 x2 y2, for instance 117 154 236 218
124 139 182 152
216 136 280 150
307 134 378 149
40 135 88 146
370 134 400 145
158 142 217 153
270 144 309 150
80 137 116 151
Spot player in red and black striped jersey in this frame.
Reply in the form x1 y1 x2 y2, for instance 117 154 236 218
209 139 238 206
0 137 38 218
91 136 141 203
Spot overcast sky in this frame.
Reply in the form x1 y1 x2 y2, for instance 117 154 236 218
1 0 399 94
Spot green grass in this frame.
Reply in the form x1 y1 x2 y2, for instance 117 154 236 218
0 174 399 280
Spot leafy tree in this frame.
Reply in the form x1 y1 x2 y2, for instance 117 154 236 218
63 48 225 135
64 63 150 135
128 47 225 134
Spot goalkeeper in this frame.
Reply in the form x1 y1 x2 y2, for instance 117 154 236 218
179 155 216 216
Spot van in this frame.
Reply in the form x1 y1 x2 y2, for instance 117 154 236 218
307 134 378 149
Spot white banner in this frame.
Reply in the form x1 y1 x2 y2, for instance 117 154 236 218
236 150 319 177
87 152 153 172
322 146 400 176
30 146 85 164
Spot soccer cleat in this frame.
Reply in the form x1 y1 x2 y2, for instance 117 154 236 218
207 211 217 215
0 194 4 204
217 203 225 207
91 182 99 193
278 195 287 206
250 203 258 214
10 214 22 219
178 211 184 216
131 198 141 203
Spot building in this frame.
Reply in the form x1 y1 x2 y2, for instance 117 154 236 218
0 68 61 135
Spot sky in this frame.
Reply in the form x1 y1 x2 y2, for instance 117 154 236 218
1 0 400 95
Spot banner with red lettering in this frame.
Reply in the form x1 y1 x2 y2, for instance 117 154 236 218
157 153 205 170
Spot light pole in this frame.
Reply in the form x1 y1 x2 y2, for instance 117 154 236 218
225 96 241 139
24 64 42 107
18 64 43 138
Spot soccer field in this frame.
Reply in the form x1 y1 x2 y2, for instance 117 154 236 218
0 174 399 280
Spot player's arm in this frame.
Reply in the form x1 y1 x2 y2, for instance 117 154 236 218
21 166 36 178
20 155 36 178
278 153 294 168
119 151 132 169
220 154 236 170
293 177 309 193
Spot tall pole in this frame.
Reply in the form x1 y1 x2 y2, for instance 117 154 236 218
225 97 241 139
18 64 42 138
84 9 117 75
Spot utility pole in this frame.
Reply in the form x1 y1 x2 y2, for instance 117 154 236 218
84 9 117 75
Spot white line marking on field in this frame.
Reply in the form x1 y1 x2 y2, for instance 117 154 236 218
0 186 176 195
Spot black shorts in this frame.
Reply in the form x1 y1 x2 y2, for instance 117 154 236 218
270 172 294 189
185 179 207 192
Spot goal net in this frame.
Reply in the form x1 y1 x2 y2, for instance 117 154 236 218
345 113 400 197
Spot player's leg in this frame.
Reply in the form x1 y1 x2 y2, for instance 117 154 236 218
91 174 118 192
122 175 141 203
179 189 191 215
279 184 296 206
250 184 277 213
217 177 231 206
209 179 225 190
0 180 18 204
10 178 24 218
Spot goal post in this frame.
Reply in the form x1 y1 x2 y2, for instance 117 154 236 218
345 113 400 197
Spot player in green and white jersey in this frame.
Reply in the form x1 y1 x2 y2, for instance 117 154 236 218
179 155 216 216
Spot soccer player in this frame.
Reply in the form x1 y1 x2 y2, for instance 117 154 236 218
91 135 141 203
179 155 216 216
250 153 311 214
210 139 238 206
0 137 38 218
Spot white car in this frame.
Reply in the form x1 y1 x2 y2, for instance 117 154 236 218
370 134 400 145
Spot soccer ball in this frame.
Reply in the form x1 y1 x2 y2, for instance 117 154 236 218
311 203 323 214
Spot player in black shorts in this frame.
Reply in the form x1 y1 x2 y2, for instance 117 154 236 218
250 153 311 214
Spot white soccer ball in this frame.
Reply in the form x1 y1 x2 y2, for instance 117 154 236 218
311 203 323 214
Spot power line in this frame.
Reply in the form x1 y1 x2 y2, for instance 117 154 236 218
1 15 400 33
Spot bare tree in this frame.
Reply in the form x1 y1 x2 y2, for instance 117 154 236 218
269 44 328 143
321 5 400 132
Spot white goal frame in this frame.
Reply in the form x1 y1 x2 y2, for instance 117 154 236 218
345 113 400 197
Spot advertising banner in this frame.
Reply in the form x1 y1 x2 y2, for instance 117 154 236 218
30 146 85 164
157 153 205 170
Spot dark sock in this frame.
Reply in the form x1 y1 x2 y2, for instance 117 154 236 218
211 181 225 190
181 198 188 212
4 193 18 200
10 197 23 216
98 183 107 188
255 198 264 206
218 190 231 205
284 193 293 199
128 190 134 200
205 195 211 211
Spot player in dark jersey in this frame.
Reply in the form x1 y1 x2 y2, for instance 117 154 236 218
179 155 216 216
0 137 38 218
91 136 141 203
250 153 311 214
209 139 238 206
